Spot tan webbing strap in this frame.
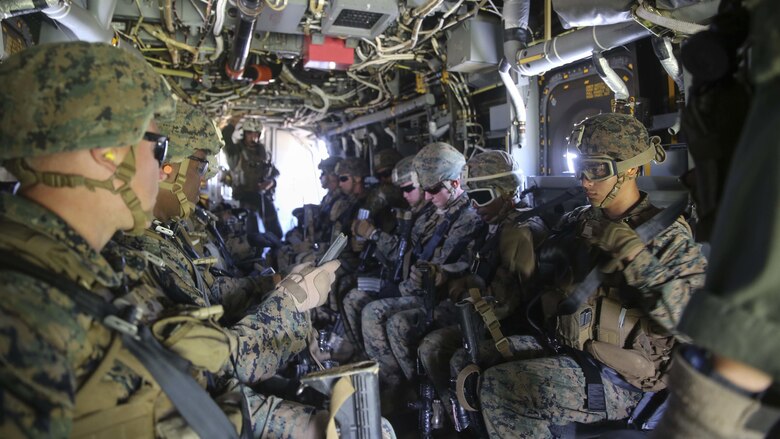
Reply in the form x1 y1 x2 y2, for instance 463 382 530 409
467 288 512 359
455 364 481 412
326 376 356 439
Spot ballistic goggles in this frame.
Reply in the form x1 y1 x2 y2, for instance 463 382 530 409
466 187 500 207
573 145 659 182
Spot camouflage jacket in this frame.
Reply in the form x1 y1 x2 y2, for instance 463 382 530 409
0 193 125 438
474 211 548 319
112 222 310 384
374 201 435 262
399 192 484 296
549 194 706 390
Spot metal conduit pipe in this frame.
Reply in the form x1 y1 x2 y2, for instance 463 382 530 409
502 0 531 64
593 51 629 102
516 21 651 77
325 94 436 137
0 0 60 19
87 0 118 31
226 0 263 80
652 36 684 92
43 3 116 43
498 58 527 147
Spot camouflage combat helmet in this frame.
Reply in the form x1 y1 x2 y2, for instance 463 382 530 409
374 148 402 172
570 113 666 208
463 150 523 195
0 42 175 235
157 103 224 219
571 113 665 164
158 102 224 163
391 155 419 187
335 157 369 177
318 156 342 174
413 142 466 189
241 118 264 133
0 42 175 160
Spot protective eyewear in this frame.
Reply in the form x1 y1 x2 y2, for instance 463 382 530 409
339 175 351 182
573 157 618 182
400 184 417 193
188 155 210 177
143 132 169 165
423 182 445 195
467 187 499 207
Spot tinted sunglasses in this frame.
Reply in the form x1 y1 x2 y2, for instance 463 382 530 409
143 132 169 165
400 184 417 193
188 155 209 177
339 175 352 182
423 182 445 195
467 187 499 207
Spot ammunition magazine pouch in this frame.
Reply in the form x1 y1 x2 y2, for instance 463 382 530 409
151 306 233 373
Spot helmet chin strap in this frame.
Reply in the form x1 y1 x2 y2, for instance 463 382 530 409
159 158 196 220
597 172 627 209
6 146 151 235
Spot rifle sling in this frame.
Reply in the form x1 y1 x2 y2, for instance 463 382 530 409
557 196 689 315
0 252 243 439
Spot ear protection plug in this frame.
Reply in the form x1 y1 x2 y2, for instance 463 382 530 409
162 163 174 175
104 151 116 162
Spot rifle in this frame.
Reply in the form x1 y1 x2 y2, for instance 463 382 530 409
392 210 414 283
417 264 436 329
356 209 376 272
300 361 383 439
194 207 236 272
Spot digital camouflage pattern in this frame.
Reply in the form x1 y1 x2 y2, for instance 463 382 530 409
0 42 175 159
373 148 402 172
335 157 369 177
419 212 547 422
113 220 311 384
463 150 523 194
413 142 466 188
479 335 643 438
478 194 706 435
157 102 224 162
0 193 123 437
391 155 417 186
572 113 653 161
241 118 264 133
362 192 482 387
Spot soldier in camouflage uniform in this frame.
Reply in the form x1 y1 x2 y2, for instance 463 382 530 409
341 153 433 354
225 117 283 239
315 156 345 243
478 113 707 437
108 102 340 436
363 148 406 233
415 150 546 429
0 41 172 437
359 143 483 411
0 42 339 438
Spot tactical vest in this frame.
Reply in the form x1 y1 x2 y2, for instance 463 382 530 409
0 220 240 438
548 205 679 391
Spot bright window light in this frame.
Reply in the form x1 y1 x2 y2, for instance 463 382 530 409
565 152 578 174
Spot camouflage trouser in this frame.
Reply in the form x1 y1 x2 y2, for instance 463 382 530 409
479 335 643 439
417 325 462 423
245 386 325 439
362 297 458 387
342 288 374 348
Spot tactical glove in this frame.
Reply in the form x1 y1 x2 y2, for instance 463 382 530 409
581 219 645 263
352 219 376 240
277 260 340 312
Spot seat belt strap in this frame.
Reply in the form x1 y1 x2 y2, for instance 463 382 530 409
566 347 607 412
